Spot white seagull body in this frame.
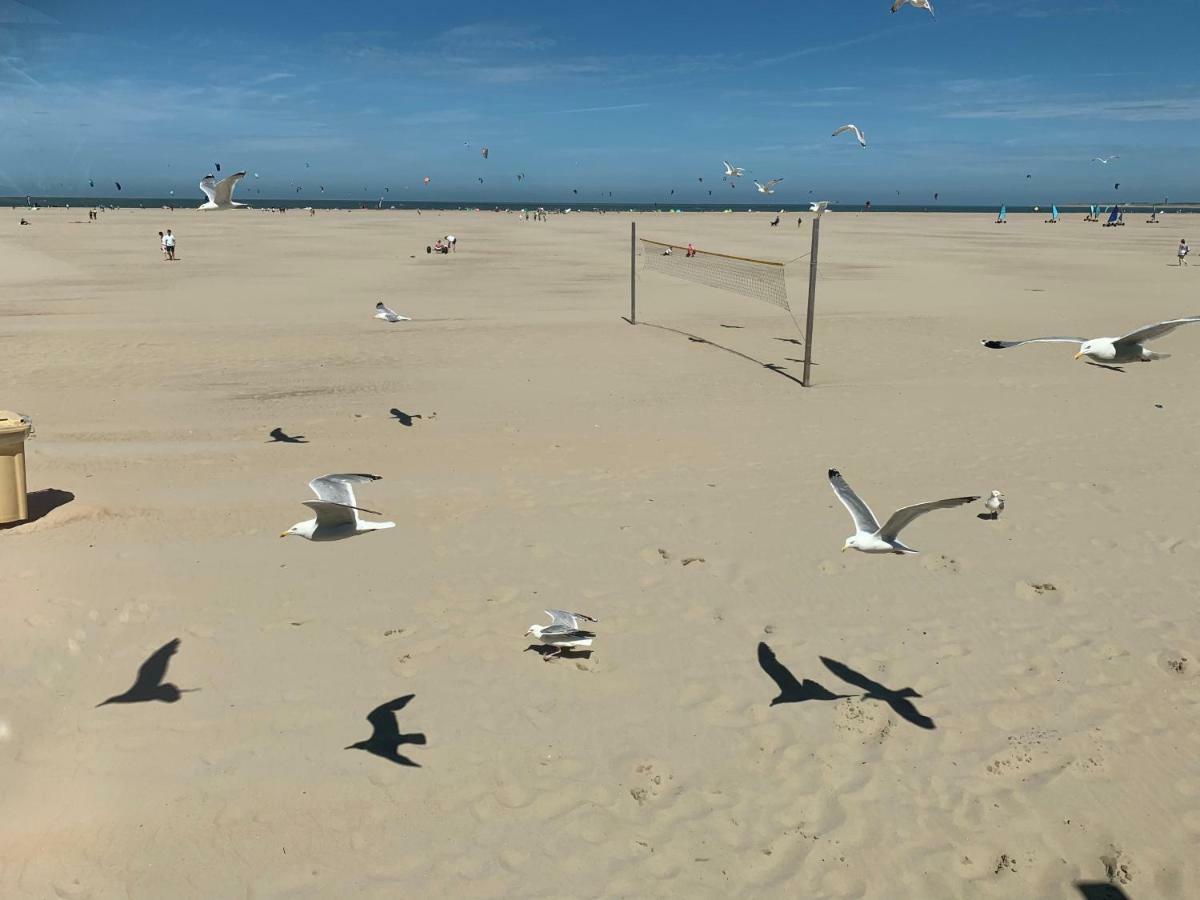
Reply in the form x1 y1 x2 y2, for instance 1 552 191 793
981 316 1200 365
984 490 1005 518
723 160 745 178
1091 156 1120 164
809 200 830 214
829 469 978 555
891 0 934 15
281 474 395 541
832 124 867 147
754 178 783 195
526 609 597 659
198 171 248 210
375 301 411 323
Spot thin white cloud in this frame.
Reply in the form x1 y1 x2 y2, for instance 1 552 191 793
753 30 891 68
255 72 296 84
0 0 58 25
543 102 650 115
942 97 1200 122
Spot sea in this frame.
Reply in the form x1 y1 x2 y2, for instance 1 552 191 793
1 197 1191 215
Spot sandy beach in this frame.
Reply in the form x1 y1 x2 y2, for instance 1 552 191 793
2 207 1199 899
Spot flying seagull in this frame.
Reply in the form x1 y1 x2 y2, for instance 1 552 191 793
375 301 411 323
809 200 830 214
281 474 396 540
345 695 426 767
723 160 745 178
891 0 934 16
525 609 597 660
982 316 1200 364
1091 156 1120 164
754 178 783 195
832 124 867 147
98 638 196 706
198 171 248 210
828 469 978 555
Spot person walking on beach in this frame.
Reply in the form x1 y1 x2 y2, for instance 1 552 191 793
446 234 456 252
163 229 176 261
158 231 167 259
1178 238 1189 266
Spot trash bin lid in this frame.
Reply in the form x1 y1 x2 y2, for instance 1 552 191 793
0 411 31 435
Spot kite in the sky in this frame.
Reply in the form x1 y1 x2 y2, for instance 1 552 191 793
1114 183 1120 190
215 162 221 172
114 182 122 190
89 179 94 188
481 147 489 159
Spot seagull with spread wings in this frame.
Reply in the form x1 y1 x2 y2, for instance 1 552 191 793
832 124 867 147
281 474 395 541
754 178 783 195
829 469 978 555
981 316 1200 364
198 171 248 210
525 609 597 660
722 160 745 178
891 0 934 16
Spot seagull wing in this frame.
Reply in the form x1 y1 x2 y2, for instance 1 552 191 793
980 337 1087 350
546 609 597 629
376 302 402 319
1116 316 1200 346
766 178 783 189
832 124 853 138
538 626 595 641
199 175 218 204
723 161 734 176
214 172 246 206
828 469 881 534
878 495 979 542
302 500 367 528
820 656 885 694
309 473 382 507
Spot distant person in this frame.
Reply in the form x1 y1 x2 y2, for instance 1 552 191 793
446 234 456 252
686 243 696 258
770 215 779 227
158 231 167 259
1178 238 1189 267
163 229 176 260
797 216 803 227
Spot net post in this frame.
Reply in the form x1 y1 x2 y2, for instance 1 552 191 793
630 221 637 324
802 217 820 387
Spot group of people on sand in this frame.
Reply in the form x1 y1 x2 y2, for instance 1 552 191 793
157 229 177 260
428 234 457 254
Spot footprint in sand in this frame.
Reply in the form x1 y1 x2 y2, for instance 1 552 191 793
1015 580 1058 601
1156 651 1192 677
1100 845 1137 886
920 554 961 575
817 559 847 576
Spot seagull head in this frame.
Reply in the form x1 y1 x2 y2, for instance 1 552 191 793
842 536 857 553
280 520 317 539
990 490 1005 501
1075 340 1113 361
525 624 544 638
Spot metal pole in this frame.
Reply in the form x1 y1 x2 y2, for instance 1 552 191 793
630 221 637 324
802 216 820 387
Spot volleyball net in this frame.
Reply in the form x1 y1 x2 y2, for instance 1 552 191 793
638 238 790 311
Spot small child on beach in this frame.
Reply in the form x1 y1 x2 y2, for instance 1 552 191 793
1178 239 1189 267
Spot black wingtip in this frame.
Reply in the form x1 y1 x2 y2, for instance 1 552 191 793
827 468 841 478
981 340 1004 349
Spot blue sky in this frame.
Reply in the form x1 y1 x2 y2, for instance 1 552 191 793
0 0 1197 202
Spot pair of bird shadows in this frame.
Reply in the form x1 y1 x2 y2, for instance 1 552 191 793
758 643 935 730
97 640 427 768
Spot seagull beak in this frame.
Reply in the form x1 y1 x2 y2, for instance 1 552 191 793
1074 351 1085 360
841 545 848 553
279 531 289 538
524 629 533 637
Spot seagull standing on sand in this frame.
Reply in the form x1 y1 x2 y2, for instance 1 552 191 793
981 316 1200 365
832 124 867 147
754 178 783 195
829 469 978 555
375 302 411 323
198 171 248 210
723 160 745 178
891 0 934 16
984 491 1005 519
281 474 395 541
525 610 597 660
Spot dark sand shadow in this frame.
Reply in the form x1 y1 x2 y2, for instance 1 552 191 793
0 488 74 530
267 427 308 443
821 656 936 730
346 695 427 767
98 638 198 706
759 643 851 706
1074 883 1131 900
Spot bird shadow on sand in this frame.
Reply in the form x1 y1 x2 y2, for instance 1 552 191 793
267 427 308 443
758 643 850 706
525 644 592 662
346 694 427 767
97 638 198 706
977 511 1000 521
1074 883 1131 900
820 656 936 730
0 488 74 530
389 408 423 427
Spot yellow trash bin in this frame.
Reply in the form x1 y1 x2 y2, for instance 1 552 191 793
0 411 33 525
